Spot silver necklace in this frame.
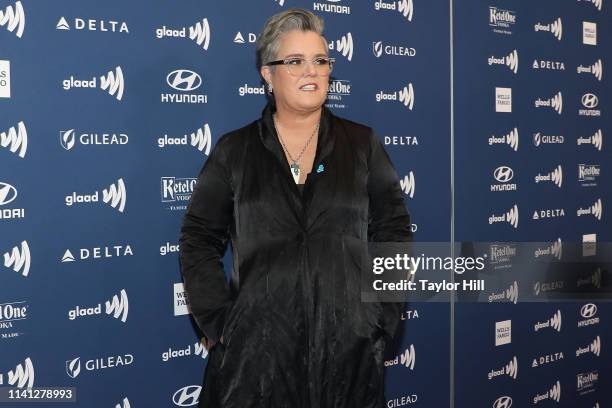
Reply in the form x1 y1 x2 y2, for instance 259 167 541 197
272 114 319 184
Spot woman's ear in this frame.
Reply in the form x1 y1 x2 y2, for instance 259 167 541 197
261 66 271 85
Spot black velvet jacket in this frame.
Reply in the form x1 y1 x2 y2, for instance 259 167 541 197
179 102 413 408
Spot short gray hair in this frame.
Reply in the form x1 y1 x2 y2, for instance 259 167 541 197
256 8 327 73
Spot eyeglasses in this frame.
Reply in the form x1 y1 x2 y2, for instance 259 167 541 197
265 56 335 76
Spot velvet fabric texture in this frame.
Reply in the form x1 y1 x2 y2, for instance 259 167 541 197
179 103 413 407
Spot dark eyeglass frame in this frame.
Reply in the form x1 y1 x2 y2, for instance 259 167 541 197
264 56 336 75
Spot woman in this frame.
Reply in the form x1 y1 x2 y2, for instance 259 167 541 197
179 8 412 408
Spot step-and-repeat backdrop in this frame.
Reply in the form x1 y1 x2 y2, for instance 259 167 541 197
0 0 609 407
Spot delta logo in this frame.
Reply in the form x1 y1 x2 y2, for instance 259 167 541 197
56 16 129 34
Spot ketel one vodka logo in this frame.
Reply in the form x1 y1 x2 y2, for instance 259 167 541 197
0 300 29 338
68 289 129 323
400 172 415 198
0 181 24 221
374 0 414 22
534 309 562 332
0 1 25 38
161 177 196 211
163 69 207 104
60 129 128 151
488 356 518 380
489 205 519 229
534 18 563 41
328 32 353 61
0 357 34 388
488 50 518 74
376 83 414 110
576 335 601 357
65 354 134 378
155 18 211 51
62 66 125 101
577 129 603 151
534 92 563 114
534 165 563 188
3 240 30 277
577 371 598 395
489 127 519 151
158 124 212 155
533 380 561 404
577 59 603 81
384 344 415 369
1 120 27 158
65 178 127 213
577 198 603 220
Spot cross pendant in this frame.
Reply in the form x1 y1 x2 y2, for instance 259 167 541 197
290 162 301 184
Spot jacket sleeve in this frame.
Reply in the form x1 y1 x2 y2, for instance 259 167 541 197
179 137 234 345
366 130 413 341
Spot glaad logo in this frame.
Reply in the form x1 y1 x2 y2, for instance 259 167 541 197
1 120 27 158
61 244 133 263
55 17 129 34
274 0 285 6
163 69 206 104
533 380 561 404
372 41 416 58
374 0 414 21
532 59 565 71
578 303 599 327
376 83 414 110
534 309 562 332
0 60 10 98
577 198 602 220
328 32 353 61
577 268 602 289
576 335 601 357
488 356 518 380
491 166 516 192
534 92 562 114
238 83 265 96
495 320 511 346
67 289 129 322
534 18 562 41
489 205 519 229
579 0 603 11
65 354 134 378
583 21 597 45
488 281 518 304
60 129 128 151
534 238 562 260
162 340 208 362
0 1 25 38
384 344 415 369
489 127 519 151
533 132 564 146
493 396 513 408
579 93 600 116
400 172 415 198
534 165 562 188
63 66 125 101
0 357 34 388
233 32 257 44
3 240 30 277
577 371 598 395
488 50 518 74
160 243 179 256
531 351 563 368
65 178 127 213
495 87 512 112
115 397 130 408
577 59 603 81
313 0 351 15
155 18 211 51
158 124 212 155
173 385 201 407
0 181 24 221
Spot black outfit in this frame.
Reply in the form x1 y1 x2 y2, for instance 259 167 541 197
179 102 412 408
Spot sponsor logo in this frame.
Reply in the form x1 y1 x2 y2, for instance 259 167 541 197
384 344 415 369
533 380 561 404
533 280 564 295
578 0 603 11
384 136 418 146
3 240 30 277
488 356 518 380
400 172 415 198
583 21 597 45
174 283 190 316
488 50 518 74
374 0 413 21
155 18 211 51
376 83 414 110
534 18 562 41
534 165 562 188
328 32 353 61
576 336 601 357
115 398 130 408
65 354 134 378
534 92 563 114
532 207 565 220
489 6 516 35
67 289 129 323
161 177 196 211
533 132 564 146
0 181 24 221
373 41 415 58
62 66 125 101
532 59 565 71
55 17 129 34
495 320 511 346
326 78 351 109
577 59 603 81
162 69 206 104
488 281 518 304
0 60 10 98
534 238 562 260
583 233 597 257
238 83 265 96
160 243 180 256
578 164 600 187
162 340 208 362
313 0 351 14
578 303 600 327
577 371 598 395
577 267 602 289
158 124 212 155
61 244 133 263
489 244 517 268
0 357 34 388
579 93 600 116
489 205 519 229
0 300 28 340
1 120 27 158
495 87 512 112
0 1 25 38
489 127 518 151
493 396 513 408
233 31 257 44
60 129 128 151
534 309 561 332
491 166 516 192
531 351 563 368
577 198 602 220
65 178 127 213
173 385 201 407
400 309 419 320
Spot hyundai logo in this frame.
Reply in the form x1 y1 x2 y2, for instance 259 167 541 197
172 385 201 407
167 70 202 92
580 303 597 319
494 166 514 183
581 93 599 108
0 182 18 205
493 396 513 408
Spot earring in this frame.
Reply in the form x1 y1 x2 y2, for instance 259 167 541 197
267 82 274 94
